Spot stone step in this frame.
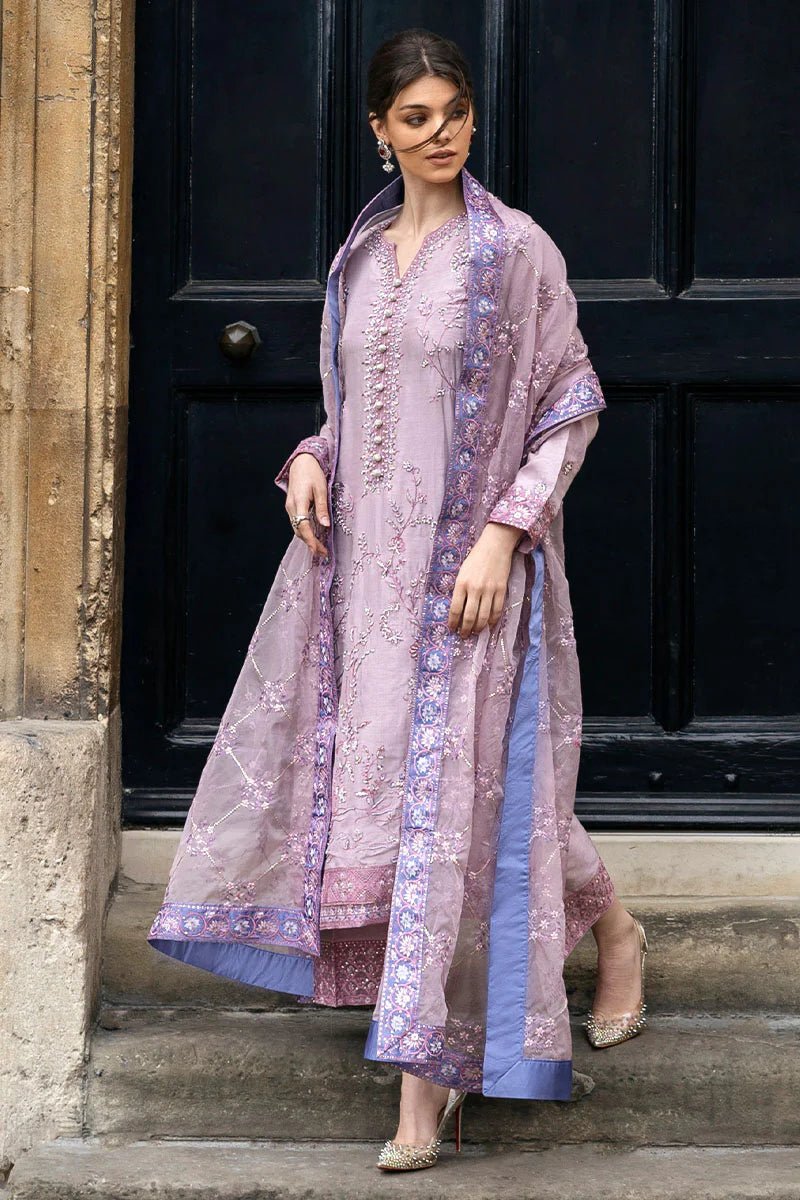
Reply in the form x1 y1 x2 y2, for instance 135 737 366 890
86 1006 800 1146
8 1138 800 1199
107 880 800 1013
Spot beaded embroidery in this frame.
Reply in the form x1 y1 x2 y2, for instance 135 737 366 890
353 213 468 495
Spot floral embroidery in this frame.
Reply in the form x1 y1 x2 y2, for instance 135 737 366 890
303 936 387 1005
564 860 616 958
526 370 606 450
319 863 397 928
149 901 317 952
536 279 560 312
487 482 556 544
524 1013 561 1056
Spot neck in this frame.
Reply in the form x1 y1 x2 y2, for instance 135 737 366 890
391 168 466 235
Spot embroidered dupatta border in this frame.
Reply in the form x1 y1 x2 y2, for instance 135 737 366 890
363 545 574 1098
364 181 608 1092
370 169 506 1064
524 369 606 453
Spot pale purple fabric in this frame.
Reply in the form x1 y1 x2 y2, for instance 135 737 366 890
323 207 469 920
148 167 615 1097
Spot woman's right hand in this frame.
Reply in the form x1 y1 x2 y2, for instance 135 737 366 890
285 452 331 558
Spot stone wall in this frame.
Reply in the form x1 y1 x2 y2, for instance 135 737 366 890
0 0 134 1165
0 718 121 1163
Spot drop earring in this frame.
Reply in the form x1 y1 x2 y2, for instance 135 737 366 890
376 136 395 173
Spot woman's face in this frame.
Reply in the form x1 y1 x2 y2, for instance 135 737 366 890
370 74 473 186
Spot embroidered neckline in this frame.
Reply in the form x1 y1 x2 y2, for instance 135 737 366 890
379 211 468 283
352 212 468 493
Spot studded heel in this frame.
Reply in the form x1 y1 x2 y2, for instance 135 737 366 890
585 915 649 1048
376 1087 467 1171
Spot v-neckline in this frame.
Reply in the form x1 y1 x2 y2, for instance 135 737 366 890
379 211 467 282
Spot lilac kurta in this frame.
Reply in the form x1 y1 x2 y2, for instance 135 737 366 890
319 208 468 964
148 167 616 1099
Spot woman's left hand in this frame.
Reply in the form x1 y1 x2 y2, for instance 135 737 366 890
447 522 523 638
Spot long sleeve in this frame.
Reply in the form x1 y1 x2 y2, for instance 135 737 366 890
274 292 337 494
487 231 606 554
488 413 599 554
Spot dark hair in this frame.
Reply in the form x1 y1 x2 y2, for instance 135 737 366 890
366 28 475 154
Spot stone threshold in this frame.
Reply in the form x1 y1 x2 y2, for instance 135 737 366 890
121 828 800 897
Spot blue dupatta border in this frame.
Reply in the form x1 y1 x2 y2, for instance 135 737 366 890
481 542 573 1100
363 543 576 1101
148 936 313 996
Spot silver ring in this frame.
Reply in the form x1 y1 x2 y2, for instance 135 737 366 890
290 512 311 531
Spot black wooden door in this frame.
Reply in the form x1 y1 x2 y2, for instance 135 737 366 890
122 1 800 829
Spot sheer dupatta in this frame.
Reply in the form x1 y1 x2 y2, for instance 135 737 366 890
147 166 611 1099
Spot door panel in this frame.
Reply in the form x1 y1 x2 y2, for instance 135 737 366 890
123 0 800 829
190 7 322 282
694 1 800 279
693 393 800 718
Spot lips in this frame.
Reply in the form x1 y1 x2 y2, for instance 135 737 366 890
427 150 456 161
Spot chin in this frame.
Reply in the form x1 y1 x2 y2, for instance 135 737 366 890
417 157 466 183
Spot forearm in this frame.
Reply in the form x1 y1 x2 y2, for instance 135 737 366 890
482 520 526 555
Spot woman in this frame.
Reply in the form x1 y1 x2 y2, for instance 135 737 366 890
148 28 648 1173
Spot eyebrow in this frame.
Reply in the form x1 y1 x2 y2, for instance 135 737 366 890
398 94 462 111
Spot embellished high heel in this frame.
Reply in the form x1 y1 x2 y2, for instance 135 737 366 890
585 915 649 1048
376 1087 467 1171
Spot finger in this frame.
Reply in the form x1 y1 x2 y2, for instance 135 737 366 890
286 471 328 557
459 591 481 638
294 519 315 551
488 586 506 627
472 590 494 636
286 482 316 538
309 518 329 557
447 580 467 632
294 519 328 559
312 478 331 528
472 590 491 638
299 528 328 559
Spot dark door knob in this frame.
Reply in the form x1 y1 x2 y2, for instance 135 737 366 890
219 320 262 361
